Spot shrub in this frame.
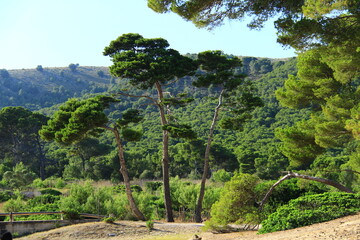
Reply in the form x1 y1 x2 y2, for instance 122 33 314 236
40 188 62 196
63 210 81 220
0 190 13 202
145 181 162 192
55 178 67 188
259 192 360 234
204 173 260 230
146 220 154 230
139 170 154 180
27 194 60 207
113 184 142 193
103 216 116 223
32 178 46 188
104 193 134 220
3 197 25 212
211 169 232 183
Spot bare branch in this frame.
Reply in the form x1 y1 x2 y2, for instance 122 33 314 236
259 171 354 211
116 91 157 105
163 77 179 86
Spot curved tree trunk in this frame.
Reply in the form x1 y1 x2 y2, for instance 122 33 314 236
195 90 224 223
112 126 146 221
155 82 174 222
259 171 354 211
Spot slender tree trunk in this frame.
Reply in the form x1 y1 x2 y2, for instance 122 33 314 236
195 90 224 223
155 82 174 222
112 126 146 221
35 136 46 180
259 171 354 211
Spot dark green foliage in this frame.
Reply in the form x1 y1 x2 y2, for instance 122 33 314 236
117 109 143 125
113 184 143 193
121 128 142 142
103 33 197 89
40 188 62 196
259 192 360 234
0 191 13 202
27 194 60 207
40 96 118 144
148 0 359 50
162 123 197 139
145 181 163 192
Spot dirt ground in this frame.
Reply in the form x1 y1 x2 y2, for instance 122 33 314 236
16 213 360 240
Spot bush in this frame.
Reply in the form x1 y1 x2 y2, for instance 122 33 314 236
40 188 62 196
113 184 142 193
145 181 162 192
3 197 25 212
211 169 232 183
104 193 134 220
33 177 67 189
259 192 360 234
0 191 13 202
27 194 60 207
63 210 81 220
204 173 260 230
103 216 116 223
146 220 154 230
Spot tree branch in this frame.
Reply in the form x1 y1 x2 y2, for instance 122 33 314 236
116 91 157 105
163 77 179 86
259 171 354 211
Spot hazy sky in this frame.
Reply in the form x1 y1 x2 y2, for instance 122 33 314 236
0 0 295 69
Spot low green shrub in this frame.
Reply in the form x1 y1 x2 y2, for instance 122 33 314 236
259 192 360 234
40 188 62 196
0 190 13 202
204 173 260 231
63 210 81 220
211 169 232 183
146 220 154 230
103 216 117 223
145 181 162 192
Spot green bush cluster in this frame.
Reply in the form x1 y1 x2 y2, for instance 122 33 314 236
211 169 233 183
2 180 222 221
204 173 260 231
32 177 66 189
259 192 360 234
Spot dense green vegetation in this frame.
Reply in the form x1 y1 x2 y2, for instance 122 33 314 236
0 44 358 231
0 56 294 183
259 192 360 233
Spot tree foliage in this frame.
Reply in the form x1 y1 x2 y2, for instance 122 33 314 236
259 192 360 233
276 41 360 167
40 96 117 144
148 0 360 49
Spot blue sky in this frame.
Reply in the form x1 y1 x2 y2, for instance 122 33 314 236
0 0 295 69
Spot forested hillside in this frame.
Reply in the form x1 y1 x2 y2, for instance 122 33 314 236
0 57 298 181
0 65 111 111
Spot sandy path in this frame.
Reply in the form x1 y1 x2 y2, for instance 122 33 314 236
16 213 360 240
